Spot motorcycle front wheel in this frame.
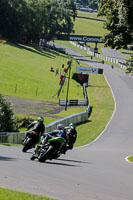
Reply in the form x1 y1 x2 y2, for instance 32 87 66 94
38 145 53 162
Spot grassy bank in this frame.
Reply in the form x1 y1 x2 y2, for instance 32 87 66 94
77 11 106 21
0 10 114 147
0 42 114 147
0 188 55 200
76 73 114 146
0 43 82 101
127 156 133 163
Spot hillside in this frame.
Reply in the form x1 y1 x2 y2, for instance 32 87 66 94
0 43 82 100
0 42 87 124
0 13 114 147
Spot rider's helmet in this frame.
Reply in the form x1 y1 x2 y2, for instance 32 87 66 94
69 123 76 128
37 117 44 123
57 124 64 130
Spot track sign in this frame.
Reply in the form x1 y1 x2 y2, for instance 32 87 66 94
72 73 89 86
53 35 103 43
76 66 103 74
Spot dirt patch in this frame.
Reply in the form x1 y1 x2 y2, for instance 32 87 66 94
7 96 64 119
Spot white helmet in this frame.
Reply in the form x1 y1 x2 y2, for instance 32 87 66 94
57 124 64 130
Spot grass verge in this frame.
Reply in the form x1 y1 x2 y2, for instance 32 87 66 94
127 156 133 163
75 73 114 146
0 188 55 200
0 42 114 147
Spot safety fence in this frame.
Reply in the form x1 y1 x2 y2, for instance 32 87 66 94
59 81 89 106
0 102 91 144
70 41 127 70
59 99 88 106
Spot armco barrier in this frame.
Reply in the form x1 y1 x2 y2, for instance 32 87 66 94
46 110 89 132
70 41 127 70
0 104 90 144
0 132 24 144
59 99 88 106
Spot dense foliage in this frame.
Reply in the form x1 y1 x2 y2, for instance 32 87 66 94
88 0 98 9
0 94 18 132
98 0 133 49
126 55 133 73
76 0 98 9
0 0 77 42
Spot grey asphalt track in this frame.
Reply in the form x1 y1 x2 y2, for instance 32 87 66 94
101 48 128 63
1 47 133 200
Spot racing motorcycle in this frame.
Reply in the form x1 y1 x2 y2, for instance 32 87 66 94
33 136 66 162
22 131 38 152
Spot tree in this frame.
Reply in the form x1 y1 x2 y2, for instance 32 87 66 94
0 94 18 132
126 55 133 73
88 0 98 10
98 0 133 49
76 0 89 6
0 0 28 41
0 0 77 43
41 0 77 42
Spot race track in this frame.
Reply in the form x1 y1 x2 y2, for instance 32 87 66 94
1 48 133 200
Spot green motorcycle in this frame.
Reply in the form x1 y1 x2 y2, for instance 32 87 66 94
32 136 66 162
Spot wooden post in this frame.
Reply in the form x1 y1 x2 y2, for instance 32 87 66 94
36 88 38 96
65 60 72 111
15 84 17 93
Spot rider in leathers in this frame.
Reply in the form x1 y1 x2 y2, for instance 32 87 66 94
64 123 77 153
25 117 45 143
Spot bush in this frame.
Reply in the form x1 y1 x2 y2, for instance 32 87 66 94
0 94 18 132
18 117 34 129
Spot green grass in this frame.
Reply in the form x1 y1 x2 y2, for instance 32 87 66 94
56 12 107 52
0 43 82 101
77 11 106 21
0 41 114 147
0 13 115 200
74 17 106 36
119 47 133 55
0 188 55 200
0 12 115 147
76 73 114 146
0 143 21 146
74 11 107 38
128 156 133 162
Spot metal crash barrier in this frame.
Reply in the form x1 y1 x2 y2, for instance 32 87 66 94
0 102 91 144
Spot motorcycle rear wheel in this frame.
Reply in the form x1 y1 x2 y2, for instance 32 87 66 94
22 138 33 152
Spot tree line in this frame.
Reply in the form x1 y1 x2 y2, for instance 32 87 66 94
98 0 133 49
76 0 98 10
0 0 77 43
98 0 133 71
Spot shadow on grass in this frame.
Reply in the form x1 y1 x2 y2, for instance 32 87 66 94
8 42 55 58
8 42 70 59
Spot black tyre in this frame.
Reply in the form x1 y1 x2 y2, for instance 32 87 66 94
22 138 33 152
38 145 53 162
30 154 37 160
